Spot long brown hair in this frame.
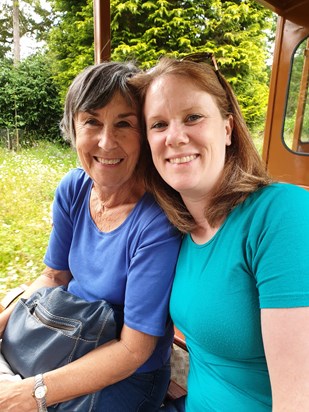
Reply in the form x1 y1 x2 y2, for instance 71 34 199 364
131 57 272 233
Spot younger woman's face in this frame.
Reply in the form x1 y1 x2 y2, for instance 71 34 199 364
144 74 233 201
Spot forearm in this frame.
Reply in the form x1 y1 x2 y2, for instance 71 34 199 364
45 325 157 405
262 307 309 411
0 335 155 411
23 267 72 297
44 340 141 404
27 328 157 407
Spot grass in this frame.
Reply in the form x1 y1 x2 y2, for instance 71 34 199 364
0 141 78 300
0 135 264 302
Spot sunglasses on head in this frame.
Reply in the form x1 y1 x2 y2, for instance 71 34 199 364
180 52 234 113
180 52 219 72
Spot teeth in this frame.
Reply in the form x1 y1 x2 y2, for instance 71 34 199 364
97 158 121 165
169 155 197 164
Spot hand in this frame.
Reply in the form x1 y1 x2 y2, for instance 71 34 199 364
0 379 37 412
0 312 8 338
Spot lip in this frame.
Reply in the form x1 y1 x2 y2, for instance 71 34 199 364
94 156 123 165
167 154 199 164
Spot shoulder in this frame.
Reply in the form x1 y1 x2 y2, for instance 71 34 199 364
58 168 89 189
227 183 309 238
56 168 91 197
138 193 177 225
54 168 92 212
258 182 308 200
131 192 181 241
136 192 168 221
245 183 309 214
241 183 309 237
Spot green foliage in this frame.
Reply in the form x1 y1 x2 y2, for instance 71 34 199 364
110 0 274 130
0 1 12 59
46 0 275 132
285 39 307 118
0 142 77 297
283 37 309 148
111 0 209 66
48 0 95 101
0 54 63 142
0 0 54 59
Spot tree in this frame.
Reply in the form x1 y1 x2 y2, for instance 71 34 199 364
47 0 94 100
110 0 275 129
0 0 54 60
47 0 274 131
13 0 21 64
0 53 63 143
0 1 14 59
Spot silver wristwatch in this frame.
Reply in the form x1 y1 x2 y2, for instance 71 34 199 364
32 374 48 412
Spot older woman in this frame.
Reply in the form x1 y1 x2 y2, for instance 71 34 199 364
132 56 309 411
0 61 181 411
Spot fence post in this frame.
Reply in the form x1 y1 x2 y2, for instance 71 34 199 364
7 128 11 150
15 128 19 151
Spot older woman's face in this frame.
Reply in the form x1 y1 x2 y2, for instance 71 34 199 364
74 92 141 192
144 74 233 201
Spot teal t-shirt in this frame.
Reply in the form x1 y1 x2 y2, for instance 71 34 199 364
170 183 309 411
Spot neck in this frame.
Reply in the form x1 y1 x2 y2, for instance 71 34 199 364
191 222 220 245
182 196 221 245
90 179 145 232
93 179 144 211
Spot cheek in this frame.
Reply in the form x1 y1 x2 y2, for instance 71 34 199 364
75 132 87 147
147 133 163 155
147 138 155 155
76 133 97 153
127 135 142 157
146 137 159 163
149 143 162 168
130 147 141 165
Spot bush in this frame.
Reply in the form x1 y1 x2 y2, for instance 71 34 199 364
0 54 63 144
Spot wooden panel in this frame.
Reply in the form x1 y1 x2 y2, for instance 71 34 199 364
262 17 309 189
257 0 309 27
93 0 111 63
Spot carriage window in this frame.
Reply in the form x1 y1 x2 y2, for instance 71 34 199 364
284 37 309 154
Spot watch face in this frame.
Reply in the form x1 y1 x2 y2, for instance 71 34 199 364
35 386 46 399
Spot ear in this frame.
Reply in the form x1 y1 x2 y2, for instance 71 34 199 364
225 115 233 146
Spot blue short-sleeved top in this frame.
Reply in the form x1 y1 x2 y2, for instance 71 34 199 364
44 168 181 372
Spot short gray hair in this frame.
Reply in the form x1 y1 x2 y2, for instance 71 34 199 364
61 61 141 146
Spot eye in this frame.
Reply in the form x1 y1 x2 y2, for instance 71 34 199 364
150 121 167 130
84 117 101 127
186 114 203 123
116 120 132 128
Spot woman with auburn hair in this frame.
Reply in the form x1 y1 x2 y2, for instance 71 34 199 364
131 56 309 411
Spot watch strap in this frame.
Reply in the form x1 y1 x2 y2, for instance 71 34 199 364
33 374 48 412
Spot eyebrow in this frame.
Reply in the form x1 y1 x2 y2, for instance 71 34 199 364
83 110 137 118
118 112 138 118
146 106 201 119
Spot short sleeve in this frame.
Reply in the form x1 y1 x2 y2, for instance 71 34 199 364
44 169 87 270
124 212 181 336
250 184 309 308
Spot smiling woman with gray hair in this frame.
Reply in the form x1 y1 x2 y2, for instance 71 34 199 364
0 61 181 411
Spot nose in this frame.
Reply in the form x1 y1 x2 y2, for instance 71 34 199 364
165 123 189 147
98 126 118 150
